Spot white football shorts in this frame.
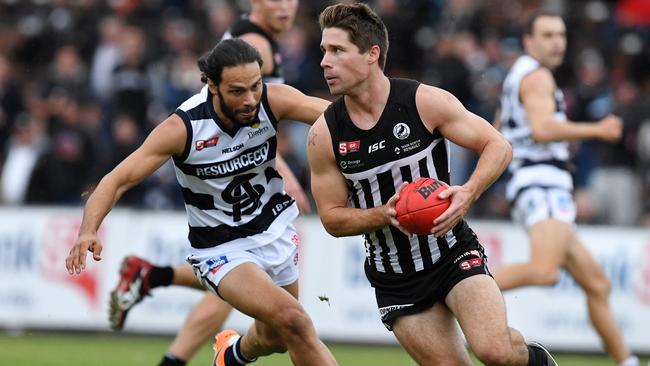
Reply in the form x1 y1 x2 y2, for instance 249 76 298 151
186 225 300 298
511 186 576 229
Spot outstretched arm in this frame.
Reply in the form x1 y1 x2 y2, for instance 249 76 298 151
307 116 406 237
267 83 330 125
66 115 186 274
266 84 330 213
276 154 311 213
521 68 621 143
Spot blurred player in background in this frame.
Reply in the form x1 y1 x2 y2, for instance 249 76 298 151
66 38 336 366
107 2 306 366
308 3 556 365
493 11 640 366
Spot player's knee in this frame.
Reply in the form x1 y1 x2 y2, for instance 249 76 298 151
269 304 313 338
531 267 561 286
473 344 513 366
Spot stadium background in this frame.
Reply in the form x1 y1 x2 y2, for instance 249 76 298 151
0 0 649 365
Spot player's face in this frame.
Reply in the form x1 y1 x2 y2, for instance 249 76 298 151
525 16 567 69
320 27 371 96
254 0 298 34
214 62 263 127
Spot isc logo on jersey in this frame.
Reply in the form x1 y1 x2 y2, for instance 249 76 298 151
368 140 386 153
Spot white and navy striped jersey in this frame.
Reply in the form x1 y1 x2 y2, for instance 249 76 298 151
172 84 298 251
324 78 474 275
499 54 573 201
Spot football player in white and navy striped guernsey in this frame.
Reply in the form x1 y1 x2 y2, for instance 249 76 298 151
109 2 313 365
308 3 556 366
66 38 336 366
493 11 639 366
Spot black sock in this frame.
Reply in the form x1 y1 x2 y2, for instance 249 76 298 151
527 345 546 366
224 338 256 365
224 346 244 366
159 352 186 366
149 266 174 288
234 338 257 363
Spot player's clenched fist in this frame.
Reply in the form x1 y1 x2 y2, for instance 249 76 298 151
66 233 103 275
598 114 623 142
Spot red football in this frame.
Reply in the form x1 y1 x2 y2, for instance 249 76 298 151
395 177 451 235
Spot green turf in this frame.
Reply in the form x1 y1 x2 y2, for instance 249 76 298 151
0 332 641 365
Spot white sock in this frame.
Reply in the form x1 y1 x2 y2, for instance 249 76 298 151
619 356 639 366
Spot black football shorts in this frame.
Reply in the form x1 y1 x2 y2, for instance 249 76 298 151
365 226 491 331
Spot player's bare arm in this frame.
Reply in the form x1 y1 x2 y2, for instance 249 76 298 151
308 117 406 237
522 68 622 142
416 85 512 236
492 107 501 130
239 33 275 76
267 83 330 124
265 84 328 213
66 115 187 275
276 154 311 213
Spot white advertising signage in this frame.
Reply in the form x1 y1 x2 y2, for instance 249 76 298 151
0 207 648 353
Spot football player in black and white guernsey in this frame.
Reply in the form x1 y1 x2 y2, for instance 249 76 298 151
492 11 639 366
308 3 556 366
66 38 336 366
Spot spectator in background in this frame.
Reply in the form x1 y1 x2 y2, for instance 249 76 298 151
575 78 645 226
566 49 614 194
90 16 125 104
623 78 650 226
421 32 472 107
27 93 95 204
0 54 25 155
0 112 46 204
46 45 89 97
154 17 203 112
111 26 151 130
103 114 145 206
206 1 237 38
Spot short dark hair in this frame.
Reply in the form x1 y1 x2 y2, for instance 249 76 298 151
319 3 389 70
197 38 263 85
525 10 563 35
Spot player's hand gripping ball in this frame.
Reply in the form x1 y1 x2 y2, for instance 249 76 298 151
396 177 451 235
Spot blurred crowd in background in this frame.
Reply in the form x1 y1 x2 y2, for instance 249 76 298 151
0 0 648 226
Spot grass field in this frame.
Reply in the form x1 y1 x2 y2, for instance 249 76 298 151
0 332 643 365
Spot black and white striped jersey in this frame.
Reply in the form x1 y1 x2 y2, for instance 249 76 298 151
222 15 285 84
499 55 572 201
172 84 297 251
324 78 467 275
